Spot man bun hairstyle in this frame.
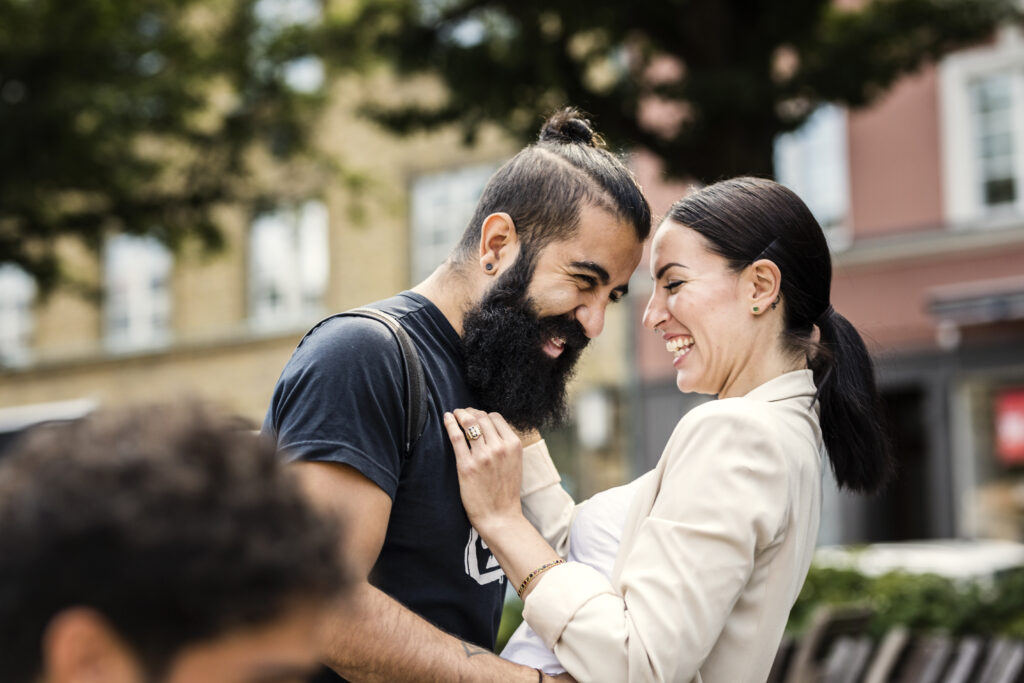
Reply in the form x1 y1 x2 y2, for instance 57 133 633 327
454 107 651 261
538 109 603 147
665 177 894 494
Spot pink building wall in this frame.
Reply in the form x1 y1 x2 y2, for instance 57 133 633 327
632 62 1024 382
847 66 945 238
833 245 1024 351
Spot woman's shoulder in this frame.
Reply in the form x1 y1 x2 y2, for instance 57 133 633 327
665 394 820 480
677 395 776 435
654 398 801 538
659 397 797 478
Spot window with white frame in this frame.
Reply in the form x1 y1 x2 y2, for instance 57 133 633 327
0 265 37 366
774 104 851 250
940 26 1024 225
969 72 1019 210
104 235 173 352
410 162 499 282
249 199 329 330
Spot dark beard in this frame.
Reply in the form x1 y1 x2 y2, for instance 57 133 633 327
461 252 590 431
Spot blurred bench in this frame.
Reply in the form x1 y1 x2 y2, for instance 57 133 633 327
771 605 1024 683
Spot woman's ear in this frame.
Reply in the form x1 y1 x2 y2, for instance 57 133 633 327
478 212 520 276
747 259 782 315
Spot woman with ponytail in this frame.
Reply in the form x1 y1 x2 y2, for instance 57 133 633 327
445 176 893 682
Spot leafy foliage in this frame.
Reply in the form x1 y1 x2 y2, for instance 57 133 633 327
345 0 1018 181
5 0 1019 291
0 0 334 292
789 565 1024 639
497 598 524 653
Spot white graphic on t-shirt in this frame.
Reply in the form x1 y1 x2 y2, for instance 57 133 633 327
464 527 505 585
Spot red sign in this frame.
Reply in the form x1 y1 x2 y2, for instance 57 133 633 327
996 388 1024 464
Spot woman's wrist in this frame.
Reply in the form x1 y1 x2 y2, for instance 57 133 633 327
517 558 566 599
472 512 563 598
473 509 529 541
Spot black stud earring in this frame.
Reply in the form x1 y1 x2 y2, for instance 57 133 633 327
485 263 493 271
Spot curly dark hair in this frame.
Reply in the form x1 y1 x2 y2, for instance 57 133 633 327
0 403 346 682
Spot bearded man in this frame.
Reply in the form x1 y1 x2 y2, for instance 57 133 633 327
262 108 651 683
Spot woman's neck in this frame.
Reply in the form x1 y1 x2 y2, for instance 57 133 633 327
719 339 807 399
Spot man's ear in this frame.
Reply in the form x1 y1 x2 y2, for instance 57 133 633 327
478 212 520 276
42 607 144 683
747 258 782 315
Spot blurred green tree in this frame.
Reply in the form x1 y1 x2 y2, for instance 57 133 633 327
0 0 339 293
349 0 1019 181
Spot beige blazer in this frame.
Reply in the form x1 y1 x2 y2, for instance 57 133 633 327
519 370 823 683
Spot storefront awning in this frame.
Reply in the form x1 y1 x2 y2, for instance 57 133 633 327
927 275 1024 326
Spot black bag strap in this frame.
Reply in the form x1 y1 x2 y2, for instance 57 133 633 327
305 307 427 458
344 308 427 458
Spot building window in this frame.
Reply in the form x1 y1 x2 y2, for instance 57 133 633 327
940 25 1024 225
969 72 1018 210
104 235 173 352
0 265 37 366
410 162 499 282
774 104 851 250
249 199 329 331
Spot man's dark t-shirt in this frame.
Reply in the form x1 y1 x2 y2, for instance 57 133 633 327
262 292 506 681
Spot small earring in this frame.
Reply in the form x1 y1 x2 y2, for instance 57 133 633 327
485 263 494 271
753 306 760 313
771 295 780 310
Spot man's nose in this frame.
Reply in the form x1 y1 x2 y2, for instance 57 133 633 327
575 302 607 339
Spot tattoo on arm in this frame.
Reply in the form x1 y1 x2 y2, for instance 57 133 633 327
461 642 491 659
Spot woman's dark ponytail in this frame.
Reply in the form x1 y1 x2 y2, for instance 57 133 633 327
666 176 894 495
813 308 894 493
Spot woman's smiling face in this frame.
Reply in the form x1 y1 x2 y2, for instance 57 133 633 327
643 220 760 398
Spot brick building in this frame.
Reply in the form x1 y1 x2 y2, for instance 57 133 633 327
632 25 1024 545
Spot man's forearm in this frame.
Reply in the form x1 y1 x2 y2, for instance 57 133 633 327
320 581 542 683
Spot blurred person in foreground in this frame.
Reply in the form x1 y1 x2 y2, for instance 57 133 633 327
0 404 347 683
262 108 650 682
446 177 894 682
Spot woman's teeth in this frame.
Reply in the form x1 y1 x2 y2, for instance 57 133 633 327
666 337 694 357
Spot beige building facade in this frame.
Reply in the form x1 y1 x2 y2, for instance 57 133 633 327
0 74 636 496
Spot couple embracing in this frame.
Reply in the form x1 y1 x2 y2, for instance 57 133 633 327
263 109 892 683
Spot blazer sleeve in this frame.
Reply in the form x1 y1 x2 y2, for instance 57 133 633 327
520 439 576 558
522 400 790 683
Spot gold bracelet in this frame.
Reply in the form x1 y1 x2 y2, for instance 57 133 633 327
516 559 566 599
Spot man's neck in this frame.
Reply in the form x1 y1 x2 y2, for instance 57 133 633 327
411 263 480 337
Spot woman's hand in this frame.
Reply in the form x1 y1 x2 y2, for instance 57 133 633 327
443 408 524 532
445 409 564 602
